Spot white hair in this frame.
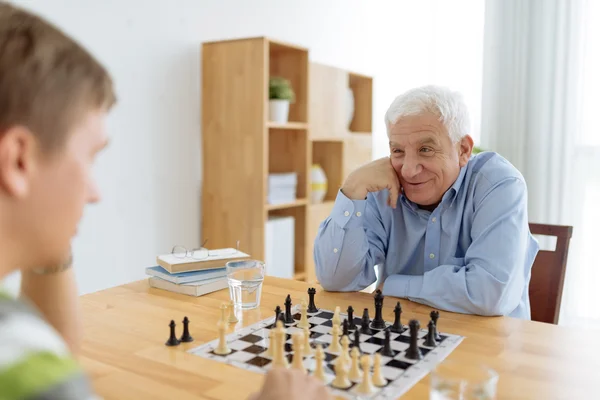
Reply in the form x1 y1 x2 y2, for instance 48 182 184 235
384 85 470 143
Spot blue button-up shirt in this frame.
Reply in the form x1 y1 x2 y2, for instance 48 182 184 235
314 152 539 319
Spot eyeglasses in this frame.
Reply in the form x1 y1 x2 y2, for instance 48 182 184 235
171 239 240 260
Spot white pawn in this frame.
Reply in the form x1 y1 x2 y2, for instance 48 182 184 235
291 332 306 373
313 344 326 383
331 352 352 389
373 353 386 387
356 354 375 395
228 300 239 323
348 347 362 382
297 299 310 329
332 306 341 328
303 326 314 355
213 320 231 355
340 335 351 367
328 324 342 353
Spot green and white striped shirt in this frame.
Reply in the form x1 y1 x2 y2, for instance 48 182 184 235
0 291 96 400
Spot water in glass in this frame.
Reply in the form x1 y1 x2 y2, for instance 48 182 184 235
226 260 265 309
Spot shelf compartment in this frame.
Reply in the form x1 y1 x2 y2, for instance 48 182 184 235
349 73 373 133
312 141 344 203
269 129 309 199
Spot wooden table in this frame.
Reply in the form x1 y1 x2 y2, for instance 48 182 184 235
79 277 599 399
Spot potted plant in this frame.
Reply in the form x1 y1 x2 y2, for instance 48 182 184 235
269 76 295 123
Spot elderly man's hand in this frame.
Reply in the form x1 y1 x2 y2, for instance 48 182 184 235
247 368 331 400
341 157 400 208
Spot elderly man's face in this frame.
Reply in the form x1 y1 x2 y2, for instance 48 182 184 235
389 113 472 209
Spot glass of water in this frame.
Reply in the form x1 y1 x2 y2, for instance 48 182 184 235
430 360 498 400
226 259 265 310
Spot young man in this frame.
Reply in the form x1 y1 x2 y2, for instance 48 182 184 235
0 3 329 399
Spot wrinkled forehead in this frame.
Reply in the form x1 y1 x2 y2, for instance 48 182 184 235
388 114 450 146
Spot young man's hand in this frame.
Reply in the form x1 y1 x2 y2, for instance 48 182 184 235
247 368 331 400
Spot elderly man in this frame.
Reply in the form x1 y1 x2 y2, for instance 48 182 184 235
314 85 539 318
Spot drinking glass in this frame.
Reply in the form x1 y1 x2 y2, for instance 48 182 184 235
430 360 498 400
226 260 265 309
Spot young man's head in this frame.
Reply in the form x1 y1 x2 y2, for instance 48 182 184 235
0 2 115 273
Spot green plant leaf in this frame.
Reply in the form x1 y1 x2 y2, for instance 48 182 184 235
269 76 295 102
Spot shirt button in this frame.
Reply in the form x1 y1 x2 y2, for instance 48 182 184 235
344 211 350 217
333 248 339 253
429 253 435 259
356 212 362 217
432 217 437 222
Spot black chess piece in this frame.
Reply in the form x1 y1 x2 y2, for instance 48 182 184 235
272 305 282 328
307 288 319 313
424 320 438 347
360 308 373 335
380 328 395 357
165 320 180 346
342 319 349 337
284 294 294 324
430 310 441 340
347 306 357 330
180 316 194 343
405 319 423 360
371 289 386 330
278 311 286 326
390 301 404 333
353 329 361 353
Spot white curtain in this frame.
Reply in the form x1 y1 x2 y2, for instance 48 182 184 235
481 0 599 327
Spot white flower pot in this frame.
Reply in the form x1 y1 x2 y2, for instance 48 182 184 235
310 164 328 204
269 99 290 123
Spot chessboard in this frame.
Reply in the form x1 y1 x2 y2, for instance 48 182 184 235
187 290 464 399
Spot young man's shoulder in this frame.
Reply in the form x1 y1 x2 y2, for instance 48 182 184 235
0 292 95 400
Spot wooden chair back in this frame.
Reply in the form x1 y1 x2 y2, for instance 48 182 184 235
528 223 573 324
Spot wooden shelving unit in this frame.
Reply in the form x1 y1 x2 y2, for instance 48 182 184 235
201 37 372 283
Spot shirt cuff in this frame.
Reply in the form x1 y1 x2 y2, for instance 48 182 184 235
331 189 367 229
382 275 424 298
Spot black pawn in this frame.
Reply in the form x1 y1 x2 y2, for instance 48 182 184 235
307 288 319 313
278 311 286 326
342 319 349 337
424 320 438 347
430 310 441 340
405 319 423 360
284 294 294 324
165 320 180 346
272 305 282 328
390 301 404 333
353 329 361 353
180 316 193 343
371 289 386 330
380 329 395 357
347 306 357 330
360 308 373 335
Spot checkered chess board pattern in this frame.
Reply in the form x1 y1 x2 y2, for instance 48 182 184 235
188 306 464 399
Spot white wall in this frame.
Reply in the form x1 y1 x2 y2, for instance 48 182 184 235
4 0 484 295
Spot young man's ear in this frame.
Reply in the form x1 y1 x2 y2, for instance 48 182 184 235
458 135 474 167
0 126 38 197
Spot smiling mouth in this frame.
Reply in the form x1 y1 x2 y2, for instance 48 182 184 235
404 181 429 189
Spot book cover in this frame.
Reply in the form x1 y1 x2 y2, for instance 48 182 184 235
156 248 250 274
145 265 226 284
148 276 228 297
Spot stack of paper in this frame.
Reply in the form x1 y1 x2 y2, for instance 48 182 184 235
268 173 298 204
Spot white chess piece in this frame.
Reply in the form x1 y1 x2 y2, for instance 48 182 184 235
213 320 231 355
298 299 310 329
332 306 341 328
291 332 306 373
313 344 326 383
340 335 351 367
228 300 239 323
373 353 386 387
266 329 275 358
219 303 228 323
272 321 288 368
331 353 351 389
356 354 375 395
303 326 314 355
348 347 361 382
328 324 342 353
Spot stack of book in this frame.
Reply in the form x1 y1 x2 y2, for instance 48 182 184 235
267 172 298 205
146 248 250 297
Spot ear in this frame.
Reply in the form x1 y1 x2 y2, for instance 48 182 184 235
0 126 39 198
458 135 474 167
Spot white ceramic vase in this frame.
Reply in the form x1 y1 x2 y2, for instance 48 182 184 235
310 164 328 204
269 99 290 123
